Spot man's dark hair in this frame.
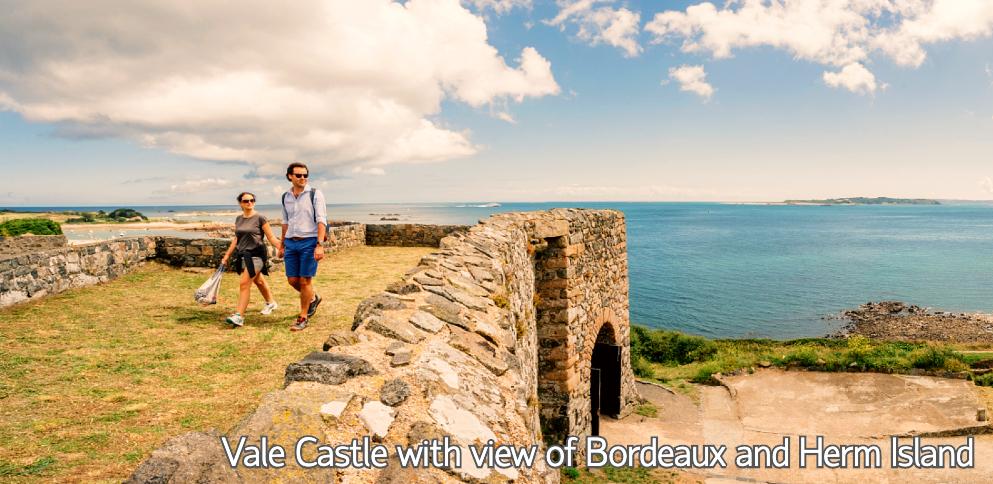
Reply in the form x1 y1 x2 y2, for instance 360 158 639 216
286 162 309 181
236 192 255 202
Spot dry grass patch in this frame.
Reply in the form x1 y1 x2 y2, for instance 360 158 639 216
0 245 431 482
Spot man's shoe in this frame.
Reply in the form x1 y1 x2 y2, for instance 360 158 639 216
260 301 278 315
290 316 309 332
226 313 244 327
307 294 322 318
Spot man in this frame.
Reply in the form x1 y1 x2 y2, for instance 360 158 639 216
278 162 332 331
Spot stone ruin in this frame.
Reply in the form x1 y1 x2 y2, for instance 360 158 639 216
127 209 640 483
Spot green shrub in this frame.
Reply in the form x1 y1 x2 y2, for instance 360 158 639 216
630 354 654 378
781 346 820 366
631 325 717 365
690 362 722 384
561 467 580 479
107 208 147 220
974 373 993 387
0 218 62 236
910 345 953 369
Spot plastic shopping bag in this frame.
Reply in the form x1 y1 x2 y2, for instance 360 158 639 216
194 264 224 305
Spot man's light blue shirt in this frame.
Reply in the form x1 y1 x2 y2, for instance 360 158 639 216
282 185 328 239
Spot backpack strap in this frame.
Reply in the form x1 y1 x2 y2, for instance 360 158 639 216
309 189 317 224
281 189 320 227
281 191 289 223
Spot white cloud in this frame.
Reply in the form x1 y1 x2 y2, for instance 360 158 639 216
170 178 233 193
494 111 517 123
0 0 559 175
822 62 878 94
545 1 643 57
464 0 531 14
668 65 715 100
646 0 993 94
352 166 387 176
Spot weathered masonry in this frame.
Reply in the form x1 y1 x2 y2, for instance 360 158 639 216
122 209 640 483
0 224 466 308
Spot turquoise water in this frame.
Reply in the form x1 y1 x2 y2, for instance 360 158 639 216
10 202 993 339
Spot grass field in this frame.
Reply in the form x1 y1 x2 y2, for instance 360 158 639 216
0 245 432 482
629 325 993 401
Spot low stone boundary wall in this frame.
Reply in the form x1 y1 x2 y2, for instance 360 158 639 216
154 237 231 268
326 222 365 252
0 237 156 308
365 223 469 247
0 234 68 256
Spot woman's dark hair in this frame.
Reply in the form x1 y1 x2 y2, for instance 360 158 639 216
286 162 309 181
236 192 256 202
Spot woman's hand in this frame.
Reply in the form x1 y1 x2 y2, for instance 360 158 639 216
278 243 285 258
221 255 230 265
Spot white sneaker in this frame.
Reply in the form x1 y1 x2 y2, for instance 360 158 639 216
260 301 278 315
226 313 244 327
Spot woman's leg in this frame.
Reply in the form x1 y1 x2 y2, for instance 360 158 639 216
237 270 252 314
253 273 274 303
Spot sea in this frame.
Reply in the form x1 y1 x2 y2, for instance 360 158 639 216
10 201 993 340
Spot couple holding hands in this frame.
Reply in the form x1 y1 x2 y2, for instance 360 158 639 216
220 162 333 331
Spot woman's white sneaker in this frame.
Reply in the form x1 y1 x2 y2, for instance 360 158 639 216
260 301 278 315
226 313 244 327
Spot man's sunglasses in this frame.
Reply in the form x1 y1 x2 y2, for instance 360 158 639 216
292 173 309 179
240 199 256 203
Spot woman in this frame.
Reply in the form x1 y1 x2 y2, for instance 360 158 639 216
221 192 281 327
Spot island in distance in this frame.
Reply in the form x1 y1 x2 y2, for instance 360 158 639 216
779 197 941 206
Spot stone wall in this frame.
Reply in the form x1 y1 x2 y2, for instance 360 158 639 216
154 237 231 268
325 222 365 252
531 211 639 446
0 234 68 256
0 237 156 308
365 223 469 247
131 209 638 483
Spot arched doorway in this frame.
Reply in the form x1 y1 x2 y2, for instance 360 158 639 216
590 323 622 436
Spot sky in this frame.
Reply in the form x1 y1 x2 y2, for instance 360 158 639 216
1 0 992 206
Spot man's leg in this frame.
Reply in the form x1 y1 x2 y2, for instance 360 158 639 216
284 238 302 292
297 277 314 319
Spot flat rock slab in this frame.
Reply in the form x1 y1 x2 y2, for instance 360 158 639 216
727 370 985 437
284 352 377 386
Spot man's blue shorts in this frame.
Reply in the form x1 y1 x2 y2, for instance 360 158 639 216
283 237 319 278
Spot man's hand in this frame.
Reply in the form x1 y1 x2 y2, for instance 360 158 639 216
314 244 325 261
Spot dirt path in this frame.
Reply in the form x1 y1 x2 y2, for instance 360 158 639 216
602 372 993 483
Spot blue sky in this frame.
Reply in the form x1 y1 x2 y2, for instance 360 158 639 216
1 0 992 206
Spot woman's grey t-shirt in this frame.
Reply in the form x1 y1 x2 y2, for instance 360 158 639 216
235 214 267 253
